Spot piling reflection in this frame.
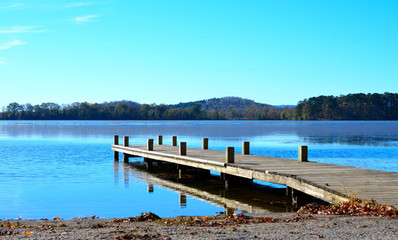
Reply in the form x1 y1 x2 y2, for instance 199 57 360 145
179 194 187 208
114 160 296 214
147 183 154 193
123 164 130 188
113 161 119 185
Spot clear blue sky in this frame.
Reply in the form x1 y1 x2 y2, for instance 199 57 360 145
1 1 397 109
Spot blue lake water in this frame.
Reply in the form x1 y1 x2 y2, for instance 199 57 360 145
0 120 397 220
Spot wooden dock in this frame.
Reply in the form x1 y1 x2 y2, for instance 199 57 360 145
112 135 398 208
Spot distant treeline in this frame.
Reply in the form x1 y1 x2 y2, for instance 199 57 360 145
0 97 292 120
294 93 398 120
0 93 397 120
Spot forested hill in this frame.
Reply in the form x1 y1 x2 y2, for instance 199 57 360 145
1 93 397 120
169 97 287 119
170 97 275 112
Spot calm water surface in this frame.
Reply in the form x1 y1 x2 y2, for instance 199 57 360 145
0 120 397 219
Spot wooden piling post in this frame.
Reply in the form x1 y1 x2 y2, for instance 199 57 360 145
224 179 229 190
226 207 235 215
144 158 153 170
172 136 177 146
177 164 186 179
158 135 163 145
298 146 308 162
147 139 154 151
179 169 183 179
286 186 292 197
123 136 129 147
179 142 186 156
242 141 250 155
220 172 226 181
114 135 119 161
202 138 208 150
291 188 298 207
123 136 129 162
226 147 234 164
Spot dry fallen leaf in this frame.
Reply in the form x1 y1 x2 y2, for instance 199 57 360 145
356 225 369 228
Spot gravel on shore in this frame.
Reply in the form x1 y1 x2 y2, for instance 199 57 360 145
1 213 397 240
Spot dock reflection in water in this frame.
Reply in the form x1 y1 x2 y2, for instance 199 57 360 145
114 159 296 214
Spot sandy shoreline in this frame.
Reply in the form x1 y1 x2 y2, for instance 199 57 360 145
1 212 397 239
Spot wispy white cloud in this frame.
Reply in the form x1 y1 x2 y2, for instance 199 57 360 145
0 40 26 50
65 2 95 8
0 26 46 34
74 15 100 23
0 3 24 9
0 57 5 64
